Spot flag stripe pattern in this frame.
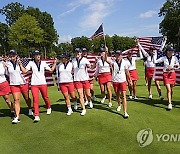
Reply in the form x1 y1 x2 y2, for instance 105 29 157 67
137 36 164 51
89 24 104 40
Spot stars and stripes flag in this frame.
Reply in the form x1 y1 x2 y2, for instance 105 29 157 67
89 24 104 40
153 51 180 84
137 36 166 51
21 58 55 86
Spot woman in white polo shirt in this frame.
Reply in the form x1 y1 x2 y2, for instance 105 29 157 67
139 43 156 99
125 50 143 100
56 53 77 115
0 57 15 118
6 50 32 124
19 50 57 122
112 50 132 118
96 47 112 107
153 46 179 110
72 48 92 116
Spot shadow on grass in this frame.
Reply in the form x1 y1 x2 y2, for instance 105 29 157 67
133 97 180 110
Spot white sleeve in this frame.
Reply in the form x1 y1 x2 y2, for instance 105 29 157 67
135 50 143 61
25 61 32 71
138 42 149 57
154 56 164 64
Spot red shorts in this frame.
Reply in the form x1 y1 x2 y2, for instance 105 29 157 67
98 72 112 84
129 70 138 81
0 81 11 96
113 82 127 93
146 67 155 79
59 82 75 94
74 80 90 89
10 84 29 93
163 72 176 85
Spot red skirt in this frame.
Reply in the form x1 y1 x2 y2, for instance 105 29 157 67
0 81 11 96
98 72 112 84
129 70 138 81
146 67 155 79
163 72 176 85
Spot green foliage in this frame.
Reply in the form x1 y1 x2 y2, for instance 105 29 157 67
159 0 180 49
0 2 25 26
71 36 91 50
0 23 9 55
26 7 58 47
58 43 73 55
112 34 136 51
8 14 44 57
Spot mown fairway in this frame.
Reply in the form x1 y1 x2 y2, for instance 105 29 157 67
0 61 179 154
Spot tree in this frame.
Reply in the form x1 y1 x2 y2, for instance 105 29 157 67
8 14 44 57
159 0 180 50
71 36 91 50
0 2 25 26
0 23 9 55
26 7 58 51
112 35 136 51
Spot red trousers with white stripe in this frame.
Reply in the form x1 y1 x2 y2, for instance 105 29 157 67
31 85 51 116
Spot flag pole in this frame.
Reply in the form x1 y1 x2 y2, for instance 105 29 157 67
102 23 107 48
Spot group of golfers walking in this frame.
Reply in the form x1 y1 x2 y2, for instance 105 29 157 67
0 45 179 124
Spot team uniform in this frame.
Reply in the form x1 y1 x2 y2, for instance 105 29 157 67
0 62 11 96
6 60 28 93
125 57 142 81
112 59 128 92
72 57 91 89
26 60 51 116
154 56 179 85
97 57 112 84
56 62 74 93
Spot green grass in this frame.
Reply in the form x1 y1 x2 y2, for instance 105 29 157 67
0 61 179 154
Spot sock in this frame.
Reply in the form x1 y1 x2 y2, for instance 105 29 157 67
67 106 72 111
159 91 162 97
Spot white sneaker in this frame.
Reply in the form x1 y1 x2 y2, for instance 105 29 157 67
159 96 164 100
108 102 112 108
28 109 33 116
168 104 172 110
12 117 20 124
84 100 89 106
124 112 129 118
92 95 96 101
149 94 153 99
67 110 73 116
34 116 40 122
134 96 138 100
80 109 86 116
74 101 78 110
117 106 121 112
47 108 52 115
100 96 106 104
89 100 93 109
129 95 133 99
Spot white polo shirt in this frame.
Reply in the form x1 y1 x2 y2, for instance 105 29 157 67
72 57 90 81
142 51 155 68
26 60 51 85
154 56 179 72
6 61 26 85
97 57 111 73
125 57 142 70
56 62 73 83
112 59 128 83
0 62 7 83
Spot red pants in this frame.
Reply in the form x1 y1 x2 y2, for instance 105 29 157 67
31 85 51 116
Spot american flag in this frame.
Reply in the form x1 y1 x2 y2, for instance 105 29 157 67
137 36 165 51
89 24 104 40
154 51 180 84
21 58 55 86
86 54 98 80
